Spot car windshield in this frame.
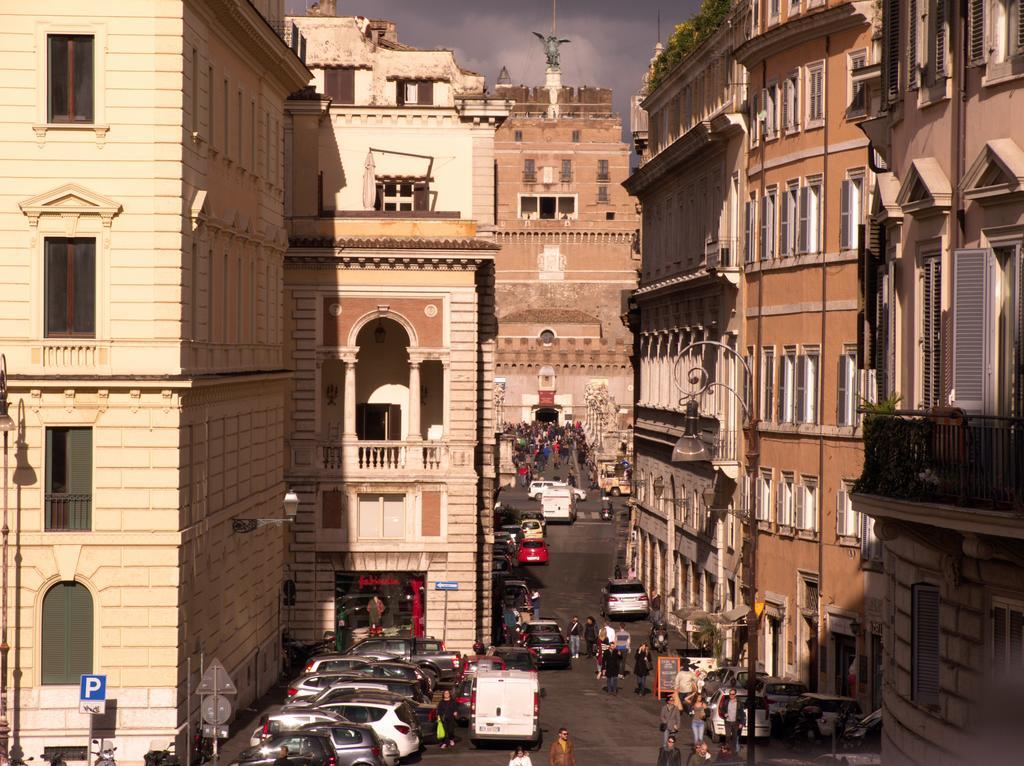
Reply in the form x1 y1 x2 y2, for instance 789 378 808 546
498 653 535 671
767 683 805 695
609 583 645 594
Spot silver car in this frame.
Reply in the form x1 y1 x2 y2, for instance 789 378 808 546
602 579 650 618
249 706 346 746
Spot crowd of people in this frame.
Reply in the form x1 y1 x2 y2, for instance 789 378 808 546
506 420 592 488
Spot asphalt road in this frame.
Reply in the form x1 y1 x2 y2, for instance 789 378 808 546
423 480 673 766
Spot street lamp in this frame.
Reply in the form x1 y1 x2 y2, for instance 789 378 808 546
669 340 759 766
0 354 16 766
231 489 300 533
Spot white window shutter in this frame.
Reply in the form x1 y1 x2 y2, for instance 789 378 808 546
840 180 851 250
795 485 805 528
776 483 783 525
744 201 753 262
780 193 790 257
911 583 941 705
922 256 942 408
798 186 809 253
969 0 985 64
838 355 849 426
836 488 848 536
795 354 806 423
951 249 991 412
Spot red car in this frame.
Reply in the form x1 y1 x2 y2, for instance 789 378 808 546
517 539 549 565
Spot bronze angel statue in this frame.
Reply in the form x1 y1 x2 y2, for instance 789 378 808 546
533 32 571 69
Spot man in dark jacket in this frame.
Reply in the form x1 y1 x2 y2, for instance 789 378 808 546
655 735 682 766
603 647 621 694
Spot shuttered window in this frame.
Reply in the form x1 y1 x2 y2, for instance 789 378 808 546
840 176 863 251
761 348 775 421
324 68 356 105
992 600 1024 674
41 581 93 685
969 0 986 64
837 347 858 426
933 0 948 78
780 185 797 256
745 196 756 263
951 249 990 412
45 427 92 531
911 583 941 705
799 347 819 423
921 255 942 408
836 483 859 537
861 513 883 560
807 62 824 123
761 190 776 260
885 0 902 99
908 0 919 89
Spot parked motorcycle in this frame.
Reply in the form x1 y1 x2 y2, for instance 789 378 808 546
190 734 213 766
600 498 614 521
143 744 179 766
41 752 67 766
649 621 669 653
783 703 824 748
91 740 117 766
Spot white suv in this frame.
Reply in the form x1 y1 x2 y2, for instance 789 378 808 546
319 698 422 757
602 579 650 618
529 480 586 501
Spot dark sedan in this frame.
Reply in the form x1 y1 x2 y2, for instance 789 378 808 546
524 631 570 669
350 660 435 696
235 728 386 766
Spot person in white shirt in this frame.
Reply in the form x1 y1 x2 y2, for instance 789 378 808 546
508 745 533 766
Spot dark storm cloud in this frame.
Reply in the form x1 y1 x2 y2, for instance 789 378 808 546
285 0 702 137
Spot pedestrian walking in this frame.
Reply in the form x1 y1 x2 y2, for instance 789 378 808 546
690 693 707 745
436 688 458 749
673 661 695 711
509 745 533 766
721 687 746 755
602 621 616 646
548 727 576 766
531 590 542 621
660 696 681 748
594 637 605 678
686 741 712 766
633 642 652 695
655 735 683 766
567 616 582 659
503 607 518 645
583 616 598 657
603 647 621 694
650 589 663 625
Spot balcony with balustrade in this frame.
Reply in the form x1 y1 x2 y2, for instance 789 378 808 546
852 409 1024 539
313 315 455 482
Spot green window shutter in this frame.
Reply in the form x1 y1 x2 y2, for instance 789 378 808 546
41 582 93 684
67 428 92 529
66 583 94 679
45 428 55 494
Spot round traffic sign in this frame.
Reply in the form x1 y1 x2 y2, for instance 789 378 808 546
201 695 233 726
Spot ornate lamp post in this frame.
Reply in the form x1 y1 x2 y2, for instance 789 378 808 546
670 340 758 766
0 354 16 766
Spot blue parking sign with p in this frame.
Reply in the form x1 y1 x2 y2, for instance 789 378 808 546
80 674 106 702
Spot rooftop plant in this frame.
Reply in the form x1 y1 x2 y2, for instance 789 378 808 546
648 0 733 93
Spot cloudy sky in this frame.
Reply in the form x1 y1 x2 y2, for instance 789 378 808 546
284 0 701 138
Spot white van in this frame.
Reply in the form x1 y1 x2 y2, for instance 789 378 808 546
541 486 576 524
470 669 540 747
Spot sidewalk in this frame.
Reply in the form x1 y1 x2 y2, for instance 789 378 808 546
205 679 288 765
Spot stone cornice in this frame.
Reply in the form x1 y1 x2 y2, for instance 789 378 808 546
289 236 499 251
285 252 489 271
205 0 312 92
733 2 873 67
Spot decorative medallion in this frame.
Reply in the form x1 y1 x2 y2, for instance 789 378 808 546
328 303 342 317
424 304 438 318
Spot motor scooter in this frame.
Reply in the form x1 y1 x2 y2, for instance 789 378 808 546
649 621 669 653
92 740 117 766
600 497 614 521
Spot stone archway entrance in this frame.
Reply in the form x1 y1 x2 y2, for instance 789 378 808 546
534 407 559 423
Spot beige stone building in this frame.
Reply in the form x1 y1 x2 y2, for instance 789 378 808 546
492 72 638 436
734 0 883 704
282 12 508 653
0 0 308 760
852 0 1024 761
624 2 750 649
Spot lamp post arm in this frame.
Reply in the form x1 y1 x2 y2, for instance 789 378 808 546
671 340 752 420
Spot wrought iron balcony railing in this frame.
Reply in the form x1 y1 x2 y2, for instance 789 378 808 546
855 410 1024 510
45 493 92 531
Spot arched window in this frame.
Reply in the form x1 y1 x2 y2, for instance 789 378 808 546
41 581 93 684
539 329 555 346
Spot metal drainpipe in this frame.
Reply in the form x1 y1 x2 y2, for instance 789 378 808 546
818 33 831 695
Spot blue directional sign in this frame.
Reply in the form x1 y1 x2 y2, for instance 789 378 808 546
80 674 107 702
434 581 459 591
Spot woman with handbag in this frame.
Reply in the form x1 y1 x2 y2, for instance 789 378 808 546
436 689 458 749
660 695 681 748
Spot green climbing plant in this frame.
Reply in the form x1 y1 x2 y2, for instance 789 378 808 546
694 617 725 662
649 0 734 92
